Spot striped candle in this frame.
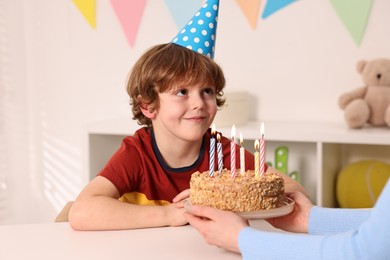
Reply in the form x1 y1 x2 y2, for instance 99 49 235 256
230 125 236 178
240 132 245 175
217 133 223 175
260 122 265 176
209 124 216 177
254 139 260 178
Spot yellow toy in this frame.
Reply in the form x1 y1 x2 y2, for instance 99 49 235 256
336 160 390 208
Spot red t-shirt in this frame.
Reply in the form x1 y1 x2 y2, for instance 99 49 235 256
98 127 266 205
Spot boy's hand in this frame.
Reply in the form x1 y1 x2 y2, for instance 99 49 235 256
172 189 190 208
164 203 188 227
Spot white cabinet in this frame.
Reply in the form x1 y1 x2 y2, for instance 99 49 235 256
87 118 390 207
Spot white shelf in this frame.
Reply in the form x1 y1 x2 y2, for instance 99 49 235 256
88 117 140 135
88 118 390 145
87 118 390 207
219 121 390 145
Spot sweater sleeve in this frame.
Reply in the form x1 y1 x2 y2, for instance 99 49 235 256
238 180 390 260
308 206 371 235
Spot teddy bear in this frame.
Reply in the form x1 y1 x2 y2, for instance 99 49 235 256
338 58 390 128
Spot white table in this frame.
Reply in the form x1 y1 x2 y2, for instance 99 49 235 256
0 222 245 260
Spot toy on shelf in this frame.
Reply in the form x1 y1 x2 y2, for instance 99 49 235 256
336 160 390 208
275 146 288 173
267 146 301 183
338 58 390 129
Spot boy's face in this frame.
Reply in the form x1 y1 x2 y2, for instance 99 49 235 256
151 82 217 142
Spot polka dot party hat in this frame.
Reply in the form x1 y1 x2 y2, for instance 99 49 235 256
171 0 220 59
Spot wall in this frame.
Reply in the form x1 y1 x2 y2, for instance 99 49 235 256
1 0 389 224
0 1 33 224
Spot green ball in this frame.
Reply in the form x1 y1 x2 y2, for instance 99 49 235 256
337 160 390 208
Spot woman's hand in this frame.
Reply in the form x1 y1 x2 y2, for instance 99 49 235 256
184 205 248 253
266 191 313 233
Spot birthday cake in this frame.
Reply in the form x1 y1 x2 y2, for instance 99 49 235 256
189 169 285 212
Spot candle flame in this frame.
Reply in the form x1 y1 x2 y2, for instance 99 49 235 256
240 132 244 145
260 122 265 137
254 139 259 150
217 133 221 142
211 123 216 136
231 125 236 140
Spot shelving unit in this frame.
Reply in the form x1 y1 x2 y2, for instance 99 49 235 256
87 118 390 207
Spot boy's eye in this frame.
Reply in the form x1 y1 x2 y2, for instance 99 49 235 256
175 89 188 96
203 88 215 96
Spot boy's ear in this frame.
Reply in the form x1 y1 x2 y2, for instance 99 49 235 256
138 97 156 119
140 105 156 119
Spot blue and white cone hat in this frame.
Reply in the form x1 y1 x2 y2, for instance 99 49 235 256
171 0 220 59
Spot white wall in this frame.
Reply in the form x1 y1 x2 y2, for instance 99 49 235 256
0 0 32 224
1 0 389 224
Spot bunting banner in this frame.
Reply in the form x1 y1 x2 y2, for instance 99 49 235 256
72 0 96 29
110 0 147 47
330 0 373 46
262 0 297 19
71 0 373 48
235 0 262 29
164 0 201 29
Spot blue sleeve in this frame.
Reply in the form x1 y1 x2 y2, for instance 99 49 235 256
238 180 390 260
309 206 371 235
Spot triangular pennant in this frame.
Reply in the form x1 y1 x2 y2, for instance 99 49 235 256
330 0 373 46
164 0 201 29
235 0 262 29
72 0 96 29
262 0 297 19
110 0 147 47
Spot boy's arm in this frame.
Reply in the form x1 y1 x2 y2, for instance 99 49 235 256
68 176 187 230
266 166 309 197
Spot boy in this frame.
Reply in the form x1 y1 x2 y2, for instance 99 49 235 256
69 0 306 231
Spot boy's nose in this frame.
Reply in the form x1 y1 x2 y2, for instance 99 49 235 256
190 94 204 109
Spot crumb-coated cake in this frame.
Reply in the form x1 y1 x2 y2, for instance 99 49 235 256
189 169 285 211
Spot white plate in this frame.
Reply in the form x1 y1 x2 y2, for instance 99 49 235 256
236 197 295 219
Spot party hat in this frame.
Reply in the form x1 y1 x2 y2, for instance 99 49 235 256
171 0 220 59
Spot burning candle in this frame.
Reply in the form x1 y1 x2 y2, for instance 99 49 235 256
230 125 236 178
254 139 260 178
240 132 245 175
260 122 265 176
209 124 216 177
217 133 223 175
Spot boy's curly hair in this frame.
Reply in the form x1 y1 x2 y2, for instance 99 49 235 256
126 43 226 127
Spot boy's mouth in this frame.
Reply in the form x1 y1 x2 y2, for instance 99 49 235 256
185 116 207 122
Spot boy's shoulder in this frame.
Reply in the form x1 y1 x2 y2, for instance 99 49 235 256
120 127 151 147
133 127 150 137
